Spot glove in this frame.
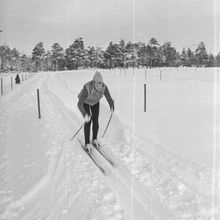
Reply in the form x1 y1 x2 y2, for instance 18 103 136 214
110 101 114 112
84 114 91 123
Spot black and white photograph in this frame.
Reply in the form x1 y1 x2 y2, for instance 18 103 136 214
0 0 219 219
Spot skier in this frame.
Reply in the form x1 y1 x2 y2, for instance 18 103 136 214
77 71 114 153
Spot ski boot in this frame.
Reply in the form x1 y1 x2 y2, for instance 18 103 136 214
93 139 101 149
85 143 92 154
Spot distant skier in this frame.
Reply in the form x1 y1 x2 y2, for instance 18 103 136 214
77 71 114 153
15 74 21 84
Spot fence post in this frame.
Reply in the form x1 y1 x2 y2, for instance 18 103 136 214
144 84 146 112
160 70 162 81
1 78 3 95
37 89 41 119
11 77 13 89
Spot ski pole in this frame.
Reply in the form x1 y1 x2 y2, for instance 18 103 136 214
102 111 113 138
71 123 85 140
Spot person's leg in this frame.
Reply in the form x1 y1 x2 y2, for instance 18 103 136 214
91 102 100 141
83 103 91 145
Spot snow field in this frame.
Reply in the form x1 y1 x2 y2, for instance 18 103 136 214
56 68 219 219
0 67 219 219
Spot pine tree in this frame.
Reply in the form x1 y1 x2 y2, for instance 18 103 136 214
161 42 177 67
0 45 12 72
51 43 65 71
11 48 21 71
65 37 86 70
148 38 160 67
42 51 53 71
195 42 208 67
216 53 220 67
104 42 120 68
20 54 29 71
88 46 96 67
118 39 127 68
207 54 215 67
125 41 134 68
32 42 45 72
186 48 195 67
87 46 104 68
137 43 148 67
180 48 187 66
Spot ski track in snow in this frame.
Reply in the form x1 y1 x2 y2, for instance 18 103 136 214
43 73 163 220
1 72 129 220
50 70 218 220
56 69 218 219
55 70 217 219
0 68 219 220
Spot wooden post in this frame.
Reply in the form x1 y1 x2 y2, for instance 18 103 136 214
11 77 13 89
37 89 41 119
1 78 3 95
160 70 162 81
144 84 146 112
22 74 24 82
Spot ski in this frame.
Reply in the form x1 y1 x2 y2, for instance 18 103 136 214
91 142 115 167
77 139 106 175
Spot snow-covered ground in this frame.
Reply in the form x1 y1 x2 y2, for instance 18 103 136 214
0 67 219 220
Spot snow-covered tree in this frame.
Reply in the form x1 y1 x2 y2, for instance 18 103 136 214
0 45 12 72
180 48 187 66
195 42 208 67
216 52 220 67
137 43 148 67
207 54 215 67
65 37 86 70
104 42 119 68
148 38 160 67
87 46 105 68
160 42 177 67
124 41 136 68
42 51 53 71
10 48 21 70
186 48 195 67
32 42 45 71
51 43 65 71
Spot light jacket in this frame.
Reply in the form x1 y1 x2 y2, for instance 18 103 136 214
77 81 114 116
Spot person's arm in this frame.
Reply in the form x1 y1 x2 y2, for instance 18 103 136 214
104 86 114 111
77 86 88 117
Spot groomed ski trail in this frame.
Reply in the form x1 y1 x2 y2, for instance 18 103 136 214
42 73 175 220
2 71 214 219
1 73 70 219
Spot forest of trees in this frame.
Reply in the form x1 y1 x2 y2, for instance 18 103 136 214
0 37 220 73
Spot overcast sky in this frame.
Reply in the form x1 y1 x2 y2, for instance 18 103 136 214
0 0 219 55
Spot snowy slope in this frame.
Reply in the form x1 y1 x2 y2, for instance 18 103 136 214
0 68 219 220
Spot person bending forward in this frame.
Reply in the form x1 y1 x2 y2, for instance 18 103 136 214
77 71 114 152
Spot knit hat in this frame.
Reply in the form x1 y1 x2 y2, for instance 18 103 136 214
93 71 103 83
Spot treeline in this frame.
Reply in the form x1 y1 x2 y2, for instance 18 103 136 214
0 37 220 72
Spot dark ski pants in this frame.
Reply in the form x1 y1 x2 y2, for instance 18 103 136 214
84 102 100 145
